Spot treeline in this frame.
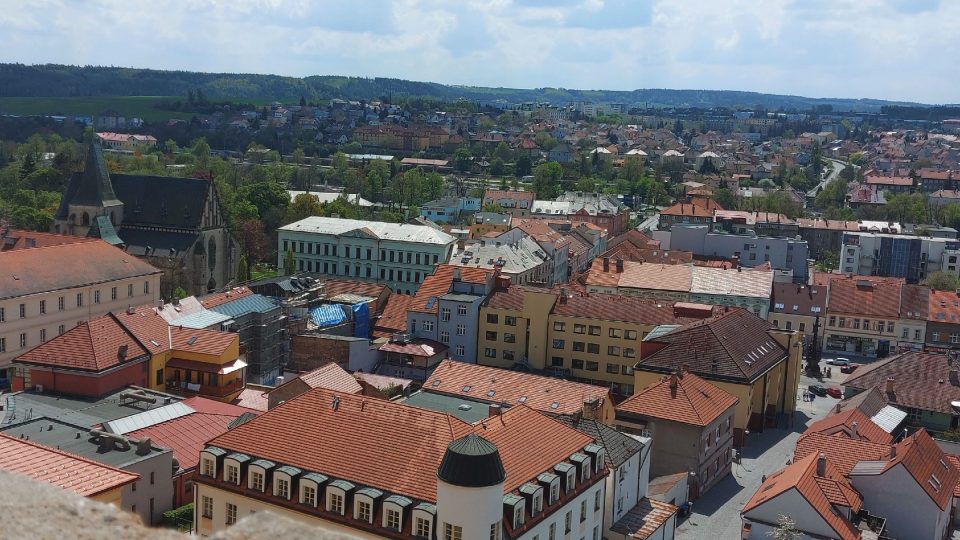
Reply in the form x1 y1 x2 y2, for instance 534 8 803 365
879 105 960 122
0 64 927 112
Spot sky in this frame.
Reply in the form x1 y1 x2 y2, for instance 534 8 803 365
1 0 957 104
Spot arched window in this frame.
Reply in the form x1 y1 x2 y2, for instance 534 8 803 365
82 212 90 227
207 237 217 270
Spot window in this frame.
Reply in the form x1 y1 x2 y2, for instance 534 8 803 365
624 347 636 358
226 464 239 484
799 322 806 332
423 320 434 332
329 493 344 515
549 523 557 540
625 329 637 340
302 485 316 506
357 500 372 523
58 324 64 335
415 517 432 538
608 327 622 338
853 319 860 329
457 304 467 316
594 489 601 511
839 317 846 328
276 478 290 499
828 316 836 327
606 363 620 374
456 344 465 357
551 483 560 504
0 337 5 353
505 316 517 326
144 281 150 295
19 333 26 349
504 333 516 343
386 508 401 531
552 339 565 349
40 329 46 343
574 324 586 334
533 493 542 515
934 332 941 342
554 321 566 331
572 359 585 370
76 293 83 307
39 300 45 315
573 341 585 352
565 511 572 533
902 328 909 339
586 361 599 371
444 523 463 540
58 296 65 311
441 308 451 321
201 496 213 518
951 334 959 344
456 324 465 335
587 343 600 354
0 306 4 322
225 503 237 525
487 313 499 324
887 321 895 333
111 287 117 301
785 321 792 331
201 458 215 477
485 348 497 358
19 303 25 318
493 521 503 540
588 325 601 336
551 357 564 367
608 345 621 356
250 471 264 492
915 329 922 340
440 331 450 343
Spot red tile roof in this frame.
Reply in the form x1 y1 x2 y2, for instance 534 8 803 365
17 313 149 371
378 339 447 357
409 265 492 314
804 408 893 444
826 275 903 318
617 371 738 426
199 287 253 309
610 497 679 540
424 359 612 417
0 240 161 301
865 175 913 187
928 289 960 324
880 429 959 511
296 363 363 394
127 397 259 471
207 388 592 502
0 432 139 497
232 387 269 411
742 452 861 540
0 229 95 251
659 202 713 217
794 432 894 476
842 352 960 415
770 282 827 316
169 326 237 356
552 292 719 326
373 294 419 338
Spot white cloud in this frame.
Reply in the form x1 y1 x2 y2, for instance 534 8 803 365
0 0 955 103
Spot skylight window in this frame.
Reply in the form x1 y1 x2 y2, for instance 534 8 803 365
462 385 472 392
550 402 560 410
187 336 197 345
518 396 527 403
431 379 441 387
487 390 496 398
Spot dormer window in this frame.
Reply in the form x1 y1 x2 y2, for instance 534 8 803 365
383 495 411 531
329 492 345 515
250 471 264 492
201 457 215 477
513 504 524 528
276 477 290 499
551 482 560 503
356 499 372 523
566 470 575 492
533 492 542 514
226 464 239 484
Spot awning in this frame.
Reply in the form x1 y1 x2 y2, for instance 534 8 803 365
166 357 247 375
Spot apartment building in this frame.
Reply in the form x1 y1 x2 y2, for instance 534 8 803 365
665 225 810 281
277 216 456 295
483 189 535 218
822 276 903 358
448 236 551 285
840 231 960 284
477 282 719 396
194 387 609 539
0 236 162 380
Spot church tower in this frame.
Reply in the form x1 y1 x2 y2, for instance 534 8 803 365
53 139 124 237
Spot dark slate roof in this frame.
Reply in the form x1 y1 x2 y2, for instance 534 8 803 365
117 227 198 255
552 415 644 468
638 309 787 383
436 434 506 487
112 174 211 229
88 215 124 246
73 140 120 206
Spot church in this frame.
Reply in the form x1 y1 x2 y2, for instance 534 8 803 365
54 139 238 297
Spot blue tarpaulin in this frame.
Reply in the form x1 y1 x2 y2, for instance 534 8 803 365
352 303 369 337
310 304 348 327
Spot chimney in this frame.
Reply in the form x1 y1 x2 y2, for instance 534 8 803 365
559 288 568 305
680 363 689 375
615 258 624 273
489 404 502 417
885 377 895 394
669 372 678 397
497 275 511 291
582 397 600 420
453 268 462 281
603 257 610 272
457 238 465 251
816 453 826 476
851 421 858 436
136 438 152 456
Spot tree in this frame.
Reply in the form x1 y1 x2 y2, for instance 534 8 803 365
493 142 512 162
191 138 211 171
237 218 270 263
283 248 295 276
331 151 349 172
489 158 505 176
453 148 472 173
236 254 251 282
164 139 178 155
172 287 188 301
514 155 532 178
286 193 323 223
922 272 960 292
532 162 563 199
767 514 801 540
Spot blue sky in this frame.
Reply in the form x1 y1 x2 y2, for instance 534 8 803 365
0 0 957 104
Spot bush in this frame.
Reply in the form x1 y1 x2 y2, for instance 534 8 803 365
161 503 193 530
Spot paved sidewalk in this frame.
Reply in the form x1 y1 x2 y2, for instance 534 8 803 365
676 388 837 540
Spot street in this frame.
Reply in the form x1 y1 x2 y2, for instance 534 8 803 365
675 377 840 540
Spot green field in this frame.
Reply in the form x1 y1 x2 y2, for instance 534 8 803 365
0 96 196 122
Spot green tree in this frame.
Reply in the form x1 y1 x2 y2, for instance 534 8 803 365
286 193 323 223
283 248 295 276
489 158 505 176
172 287 188 301
532 162 563 199
190 138 211 171
236 254 251 282
453 148 472 173
815 179 848 210
922 272 959 292
514 155 532 177
493 142 512 162
331 151 349 172
534 132 558 151
164 139 178 155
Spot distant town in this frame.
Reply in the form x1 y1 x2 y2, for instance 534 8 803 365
2 81 960 540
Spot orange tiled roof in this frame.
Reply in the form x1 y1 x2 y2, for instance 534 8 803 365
17 313 149 371
0 240 161 301
794 432 894 476
232 387 269 411
424 359 611 417
0 432 139 497
207 387 592 502
742 452 861 540
297 363 363 394
659 202 713 217
169 326 237 356
804 408 893 444
826 275 903 318
617 371 738 426
373 294 419 338
0 229 96 251
881 429 959 511
928 289 960 324
610 497 679 540
199 287 253 309
410 265 493 314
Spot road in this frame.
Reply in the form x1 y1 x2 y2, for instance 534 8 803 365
805 158 858 199
675 378 839 540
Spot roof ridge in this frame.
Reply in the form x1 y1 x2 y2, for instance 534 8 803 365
676 376 706 425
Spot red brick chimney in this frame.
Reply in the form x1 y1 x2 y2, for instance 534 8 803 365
603 257 610 272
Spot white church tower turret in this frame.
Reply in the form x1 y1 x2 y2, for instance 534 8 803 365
436 434 506 540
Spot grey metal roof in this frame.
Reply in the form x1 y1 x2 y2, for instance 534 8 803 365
871 405 908 433
537 472 559 484
251 459 275 469
414 502 436 514
1 388 181 428
850 460 888 475
401 391 491 424
210 294 279 317
102 402 195 434
172 309 233 329
302 472 328 484
519 483 541 495
204 446 227 457
279 216 455 245
276 465 301 476
355 487 383 499
440 293 483 302
503 493 524 505
554 462 575 472
385 494 412 507
227 452 251 463
329 479 356 491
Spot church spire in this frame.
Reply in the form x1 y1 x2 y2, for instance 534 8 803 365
73 138 119 205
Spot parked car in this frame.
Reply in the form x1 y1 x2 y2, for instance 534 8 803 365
826 387 842 399
840 364 860 374
826 358 851 366
807 384 827 397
